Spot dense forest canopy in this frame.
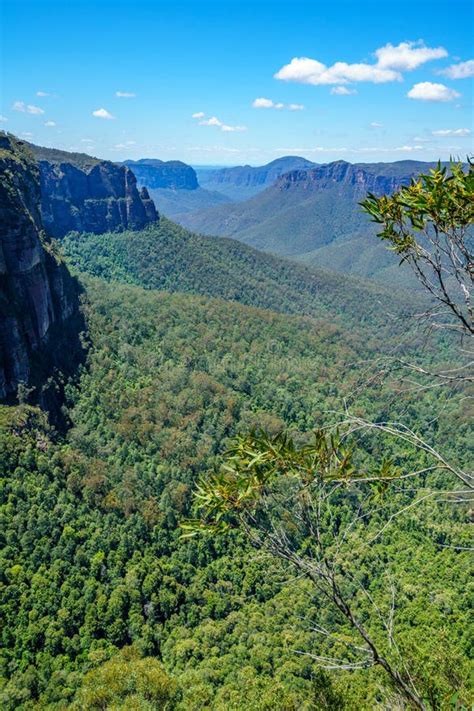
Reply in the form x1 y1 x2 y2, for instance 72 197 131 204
1 266 471 708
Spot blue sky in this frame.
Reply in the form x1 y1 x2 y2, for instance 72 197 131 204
1 0 473 165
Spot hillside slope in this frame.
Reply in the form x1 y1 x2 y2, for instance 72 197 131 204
180 160 442 281
1 276 470 708
61 218 421 336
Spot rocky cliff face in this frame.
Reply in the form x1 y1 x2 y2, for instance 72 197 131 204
0 134 84 412
124 159 199 190
276 160 417 195
27 144 158 238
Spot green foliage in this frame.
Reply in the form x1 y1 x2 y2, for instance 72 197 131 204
361 159 474 335
0 276 471 708
71 646 177 709
61 216 422 333
362 161 474 248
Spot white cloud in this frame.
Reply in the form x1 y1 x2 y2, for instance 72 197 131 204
432 128 471 137
330 86 357 95
252 97 304 109
438 59 474 79
21 132 33 138
92 107 115 119
393 145 424 152
407 82 460 102
44 120 56 127
273 144 424 155
275 40 448 88
194 113 246 132
0 115 7 122
200 116 222 126
275 57 400 85
375 41 447 70
192 111 205 119
81 138 95 143
13 101 45 115
221 124 247 132
36 91 50 97
253 97 275 108
370 122 383 128
115 91 136 98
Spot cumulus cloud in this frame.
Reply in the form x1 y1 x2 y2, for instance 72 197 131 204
437 59 474 79
432 127 471 136
0 115 7 122
407 82 460 102
36 91 50 97
253 97 281 108
115 91 136 98
221 124 246 132
193 113 246 132
370 122 383 128
275 57 400 85
375 41 447 70
200 116 222 126
275 40 447 87
330 86 357 95
13 101 45 114
81 138 95 143
44 120 56 127
252 97 304 109
92 108 115 119
192 111 205 119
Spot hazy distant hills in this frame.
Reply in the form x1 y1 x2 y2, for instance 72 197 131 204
196 156 316 201
120 155 317 218
122 157 234 217
179 159 443 282
123 158 199 189
19 138 445 285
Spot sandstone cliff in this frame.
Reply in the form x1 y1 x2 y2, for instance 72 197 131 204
0 134 84 411
124 159 199 190
28 144 158 238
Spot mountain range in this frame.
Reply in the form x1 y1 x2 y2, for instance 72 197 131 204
195 156 316 201
178 159 443 282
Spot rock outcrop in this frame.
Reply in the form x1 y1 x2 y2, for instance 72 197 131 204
27 144 158 238
0 134 85 412
124 159 199 190
276 160 415 195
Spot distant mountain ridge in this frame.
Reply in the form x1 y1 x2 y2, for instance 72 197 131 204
178 159 445 283
123 158 199 190
197 155 316 200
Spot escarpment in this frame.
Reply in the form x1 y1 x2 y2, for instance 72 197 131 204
0 134 85 412
27 143 158 238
